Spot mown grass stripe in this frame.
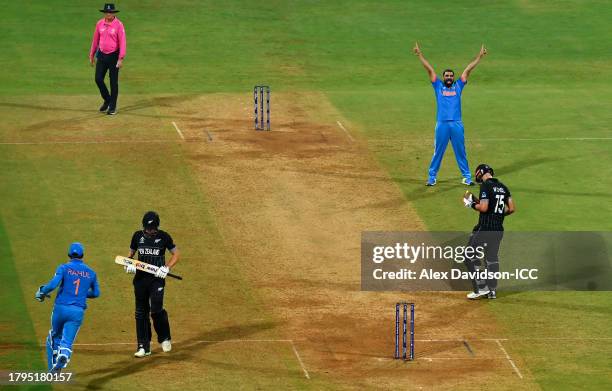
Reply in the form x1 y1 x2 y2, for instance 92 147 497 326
0 216 50 390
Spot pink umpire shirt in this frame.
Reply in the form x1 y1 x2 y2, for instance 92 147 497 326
89 17 126 59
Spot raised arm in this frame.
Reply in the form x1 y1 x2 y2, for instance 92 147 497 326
413 42 437 82
461 44 487 82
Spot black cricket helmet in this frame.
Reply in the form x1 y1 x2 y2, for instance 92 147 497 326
142 211 160 229
474 164 494 183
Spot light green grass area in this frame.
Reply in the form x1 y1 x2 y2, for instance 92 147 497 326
328 86 612 231
1 0 611 389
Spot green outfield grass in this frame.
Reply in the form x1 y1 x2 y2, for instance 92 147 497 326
0 220 51 391
1 0 611 389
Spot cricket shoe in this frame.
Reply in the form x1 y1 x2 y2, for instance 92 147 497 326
467 288 490 300
134 347 151 358
107 108 117 115
488 290 497 299
462 178 475 186
161 339 172 353
99 101 110 112
426 178 437 187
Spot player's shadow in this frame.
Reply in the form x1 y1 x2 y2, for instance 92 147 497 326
493 156 575 177
0 95 196 116
78 321 278 390
402 155 572 202
494 295 612 317
0 101 93 113
508 186 610 199
3 94 205 133
118 94 200 117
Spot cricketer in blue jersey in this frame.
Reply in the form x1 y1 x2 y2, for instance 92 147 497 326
413 42 488 186
35 242 100 372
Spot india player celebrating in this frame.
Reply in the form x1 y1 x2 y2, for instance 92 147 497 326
413 42 487 186
35 242 100 372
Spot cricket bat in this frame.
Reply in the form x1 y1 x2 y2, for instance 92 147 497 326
115 256 183 280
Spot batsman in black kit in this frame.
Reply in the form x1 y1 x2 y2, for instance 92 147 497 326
126 211 180 357
462 164 515 300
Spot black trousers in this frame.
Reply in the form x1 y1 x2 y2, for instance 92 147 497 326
95 51 120 109
133 275 171 349
465 230 504 292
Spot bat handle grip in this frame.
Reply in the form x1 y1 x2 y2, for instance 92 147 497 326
168 272 183 280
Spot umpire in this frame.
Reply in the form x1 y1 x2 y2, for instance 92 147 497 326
89 3 126 115
462 164 515 299
126 211 180 357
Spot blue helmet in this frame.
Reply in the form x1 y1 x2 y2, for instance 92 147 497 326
68 242 84 258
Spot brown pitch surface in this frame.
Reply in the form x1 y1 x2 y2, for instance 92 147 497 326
164 92 535 390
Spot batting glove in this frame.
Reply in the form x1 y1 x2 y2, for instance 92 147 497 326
35 286 50 302
125 264 137 274
463 192 476 208
156 266 170 279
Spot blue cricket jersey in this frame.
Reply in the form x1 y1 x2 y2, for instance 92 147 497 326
432 78 466 121
41 258 100 309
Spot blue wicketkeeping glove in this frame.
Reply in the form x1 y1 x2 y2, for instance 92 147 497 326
35 286 51 302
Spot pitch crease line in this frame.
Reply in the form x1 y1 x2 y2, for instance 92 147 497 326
57 336 612 348
495 339 523 379
336 121 354 142
172 121 185 140
423 357 504 360
368 137 612 143
0 140 177 145
71 339 294 346
290 340 311 380
419 337 612 341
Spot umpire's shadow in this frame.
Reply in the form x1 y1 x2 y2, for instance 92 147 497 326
78 321 279 390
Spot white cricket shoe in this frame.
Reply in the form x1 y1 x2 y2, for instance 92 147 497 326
161 340 172 353
467 289 490 300
134 348 151 358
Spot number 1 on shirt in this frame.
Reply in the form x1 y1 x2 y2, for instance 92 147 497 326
73 278 80 295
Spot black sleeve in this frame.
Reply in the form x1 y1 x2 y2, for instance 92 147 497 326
165 232 176 251
505 185 512 199
130 231 140 251
479 183 490 201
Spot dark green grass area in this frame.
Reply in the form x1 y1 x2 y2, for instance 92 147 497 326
0 218 51 391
